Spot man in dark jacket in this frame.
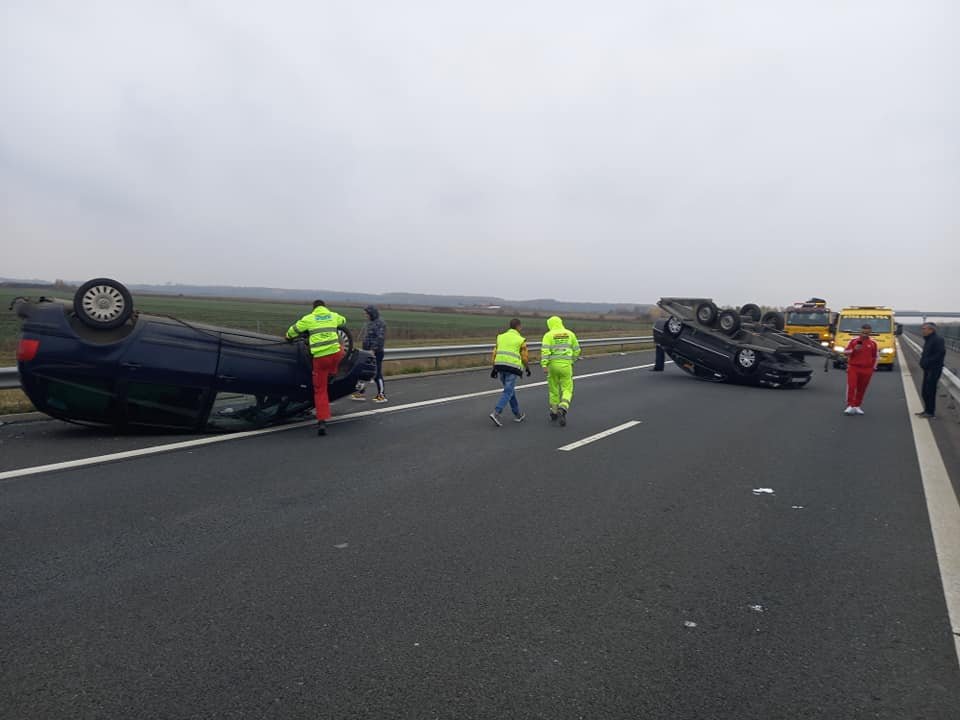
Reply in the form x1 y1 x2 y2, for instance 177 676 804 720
351 305 388 403
916 322 946 418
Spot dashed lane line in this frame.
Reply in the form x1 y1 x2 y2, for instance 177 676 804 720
557 421 643 451
0 360 668 481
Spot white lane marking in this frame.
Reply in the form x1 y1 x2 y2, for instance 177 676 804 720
896 338 960 667
0 360 671 481
557 421 642 451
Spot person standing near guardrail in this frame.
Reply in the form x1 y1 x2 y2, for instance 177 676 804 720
916 322 945 419
286 300 347 436
541 315 581 426
843 323 878 416
352 305 388 403
489 318 531 426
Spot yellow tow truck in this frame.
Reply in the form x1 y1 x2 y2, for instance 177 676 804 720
784 298 834 348
831 306 902 371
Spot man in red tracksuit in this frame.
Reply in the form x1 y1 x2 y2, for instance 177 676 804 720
843 323 878 415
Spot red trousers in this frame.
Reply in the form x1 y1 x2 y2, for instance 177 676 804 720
846 365 874 408
311 350 344 421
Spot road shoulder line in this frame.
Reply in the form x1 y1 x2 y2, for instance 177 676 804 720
897 338 960 667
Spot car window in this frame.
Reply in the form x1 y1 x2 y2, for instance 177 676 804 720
125 382 208 429
41 376 117 422
206 392 313 431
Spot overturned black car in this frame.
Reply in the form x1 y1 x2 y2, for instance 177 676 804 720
653 297 833 388
11 278 376 431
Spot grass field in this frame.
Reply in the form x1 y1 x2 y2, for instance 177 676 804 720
0 285 652 415
1 284 651 367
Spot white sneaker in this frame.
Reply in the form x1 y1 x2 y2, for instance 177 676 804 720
489 412 502 427
844 406 856 415
854 407 865 415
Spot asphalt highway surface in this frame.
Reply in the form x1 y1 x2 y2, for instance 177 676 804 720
2 349 959 719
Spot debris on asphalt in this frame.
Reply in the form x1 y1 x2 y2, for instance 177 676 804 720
749 604 765 613
683 620 698 628
334 543 349 549
791 505 804 509
752 488 775 495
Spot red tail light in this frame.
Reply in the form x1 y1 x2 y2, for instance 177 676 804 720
17 339 40 362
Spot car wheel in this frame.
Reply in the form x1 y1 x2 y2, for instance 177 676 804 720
717 310 741 336
695 301 719 327
739 303 762 322
733 348 759 374
760 311 785 331
665 316 684 338
338 326 355 356
73 278 134 329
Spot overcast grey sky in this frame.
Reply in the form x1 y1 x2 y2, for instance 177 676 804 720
2 1 957 308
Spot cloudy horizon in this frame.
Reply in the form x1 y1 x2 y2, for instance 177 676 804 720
2 1 957 310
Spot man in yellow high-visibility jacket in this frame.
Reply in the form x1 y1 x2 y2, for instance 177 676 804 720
286 300 347 436
488 318 531 426
541 315 580 426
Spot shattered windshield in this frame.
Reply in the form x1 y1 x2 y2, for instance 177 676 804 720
206 393 313 431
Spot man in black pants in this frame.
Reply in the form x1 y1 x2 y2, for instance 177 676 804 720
915 322 945 419
352 305 388 403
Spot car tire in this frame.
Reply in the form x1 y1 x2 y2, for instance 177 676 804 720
717 310 741 336
760 311 785 331
733 348 759 375
338 326 355 356
665 315 684 338
73 278 134 329
695 301 719 327
739 303 762 322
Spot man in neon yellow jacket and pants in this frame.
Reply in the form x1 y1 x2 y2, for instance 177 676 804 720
286 300 347 436
541 315 581 426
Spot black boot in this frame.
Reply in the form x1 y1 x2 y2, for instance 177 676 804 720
317 421 327 436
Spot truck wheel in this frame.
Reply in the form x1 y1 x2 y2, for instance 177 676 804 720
739 303 762 322
695 301 719 327
734 348 759 374
718 310 741 336
760 311 785 331
73 278 134 329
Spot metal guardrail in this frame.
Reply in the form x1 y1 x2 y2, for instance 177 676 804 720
0 367 18 390
0 336 655 391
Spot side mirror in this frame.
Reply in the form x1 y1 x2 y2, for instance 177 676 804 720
895 323 903 336
828 322 837 335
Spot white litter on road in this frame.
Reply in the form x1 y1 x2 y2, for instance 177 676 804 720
749 604 765 613
683 620 698 628
791 505 804 509
334 543 349 549
752 488 775 495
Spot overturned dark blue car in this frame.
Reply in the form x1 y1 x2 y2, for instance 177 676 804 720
12 278 376 431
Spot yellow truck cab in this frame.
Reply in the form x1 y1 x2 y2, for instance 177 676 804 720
784 298 833 348
832 306 902 371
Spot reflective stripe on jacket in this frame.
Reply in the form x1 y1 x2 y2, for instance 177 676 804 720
286 306 347 357
492 328 528 375
541 315 581 367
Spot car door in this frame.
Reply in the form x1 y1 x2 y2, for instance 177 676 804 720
117 319 220 429
215 332 312 401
